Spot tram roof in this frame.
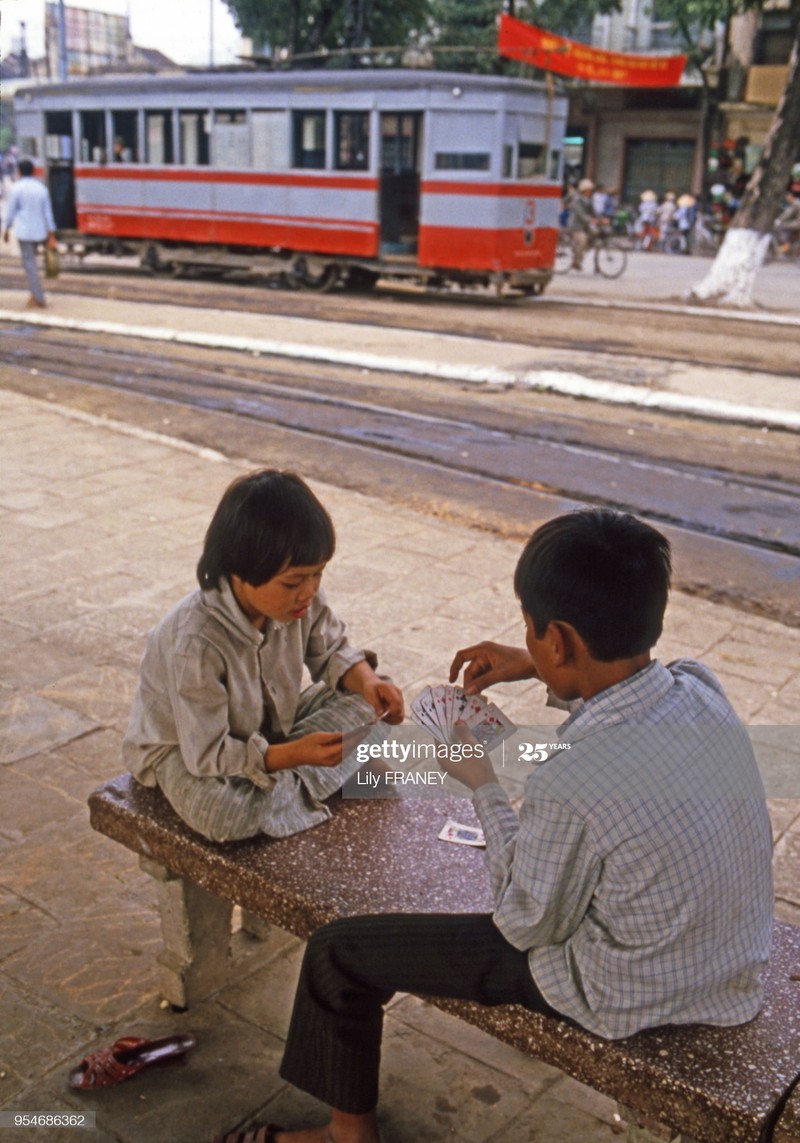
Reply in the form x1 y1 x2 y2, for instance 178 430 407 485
16 67 557 103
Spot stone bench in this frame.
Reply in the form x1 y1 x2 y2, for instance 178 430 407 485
88 774 800 1143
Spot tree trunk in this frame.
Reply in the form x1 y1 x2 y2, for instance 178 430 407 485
690 13 800 307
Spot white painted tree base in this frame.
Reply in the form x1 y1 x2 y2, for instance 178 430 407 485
688 227 771 308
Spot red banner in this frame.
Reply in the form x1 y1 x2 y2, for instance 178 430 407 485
497 13 687 87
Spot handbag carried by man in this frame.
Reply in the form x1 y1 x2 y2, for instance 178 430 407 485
44 241 60 278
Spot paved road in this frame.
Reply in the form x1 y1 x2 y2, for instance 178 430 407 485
3 283 799 624
4 246 800 376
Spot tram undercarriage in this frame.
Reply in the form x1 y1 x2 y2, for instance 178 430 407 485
56 232 552 297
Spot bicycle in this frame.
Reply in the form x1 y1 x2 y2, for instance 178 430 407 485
663 224 691 255
554 226 628 278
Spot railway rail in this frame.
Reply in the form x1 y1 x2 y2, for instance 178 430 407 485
3 324 799 628
7 257 798 379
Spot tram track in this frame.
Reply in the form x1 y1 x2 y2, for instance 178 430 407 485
9 260 800 378
4 326 800 631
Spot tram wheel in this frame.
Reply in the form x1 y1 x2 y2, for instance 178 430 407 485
141 244 161 275
294 257 340 292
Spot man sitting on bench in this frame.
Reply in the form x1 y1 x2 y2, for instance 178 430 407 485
211 509 774 1143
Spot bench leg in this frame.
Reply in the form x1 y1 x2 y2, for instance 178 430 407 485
616 1104 700 1143
240 910 271 941
140 857 233 1008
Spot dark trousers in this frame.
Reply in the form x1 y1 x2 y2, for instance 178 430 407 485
279 912 560 1115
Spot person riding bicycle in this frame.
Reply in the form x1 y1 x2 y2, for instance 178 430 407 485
566 178 599 270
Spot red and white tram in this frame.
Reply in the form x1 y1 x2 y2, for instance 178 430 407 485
14 69 567 294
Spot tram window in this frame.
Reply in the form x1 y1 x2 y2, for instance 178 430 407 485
146 111 174 164
503 145 514 179
252 111 289 171
293 111 326 169
518 142 546 178
381 114 419 173
45 111 73 161
215 110 249 168
434 152 490 171
80 110 106 163
111 110 138 161
20 137 40 160
549 149 561 181
179 111 210 166
335 112 369 171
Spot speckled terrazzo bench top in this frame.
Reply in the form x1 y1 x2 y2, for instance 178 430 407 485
88 774 800 1143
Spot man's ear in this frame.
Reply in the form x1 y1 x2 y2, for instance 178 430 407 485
547 621 582 665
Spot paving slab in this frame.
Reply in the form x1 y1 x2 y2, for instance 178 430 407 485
0 384 798 1142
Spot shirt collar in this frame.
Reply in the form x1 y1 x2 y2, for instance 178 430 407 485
202 577 270 645
559 660 673 741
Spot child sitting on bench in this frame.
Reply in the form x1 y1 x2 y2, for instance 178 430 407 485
124 469 403 843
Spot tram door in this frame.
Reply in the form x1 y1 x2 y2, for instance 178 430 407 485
45 112 76 229
379 113 421 254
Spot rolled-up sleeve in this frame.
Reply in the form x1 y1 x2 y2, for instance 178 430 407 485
473 781 600 951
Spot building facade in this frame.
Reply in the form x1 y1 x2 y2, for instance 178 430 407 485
545 0 796 206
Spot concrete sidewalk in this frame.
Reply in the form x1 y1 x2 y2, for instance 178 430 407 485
1 381 799 1143
545 245 800 316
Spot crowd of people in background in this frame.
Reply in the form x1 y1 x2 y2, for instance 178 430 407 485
561 174 800 262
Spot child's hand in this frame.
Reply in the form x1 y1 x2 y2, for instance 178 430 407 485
362 680 404 724
449 641 537 695
266 732 344 771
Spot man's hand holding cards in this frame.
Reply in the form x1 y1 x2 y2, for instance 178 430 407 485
410 684 515 753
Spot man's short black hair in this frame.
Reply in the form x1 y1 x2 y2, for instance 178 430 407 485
197 469 335 590
514 509 671 661
18 158 34 178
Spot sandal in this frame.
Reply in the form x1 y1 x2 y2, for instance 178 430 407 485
68 1032 197 1089
212 1126 283 1143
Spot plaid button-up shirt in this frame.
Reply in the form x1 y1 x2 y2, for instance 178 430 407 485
474 659 773 1040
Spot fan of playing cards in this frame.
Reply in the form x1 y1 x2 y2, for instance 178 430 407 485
410 685 516 753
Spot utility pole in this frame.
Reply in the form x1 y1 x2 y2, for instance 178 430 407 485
58 0 68 80
210 0 215 67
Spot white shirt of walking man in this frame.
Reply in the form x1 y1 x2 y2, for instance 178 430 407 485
3 158 57 309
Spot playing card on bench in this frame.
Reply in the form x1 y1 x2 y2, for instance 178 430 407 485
438 819 486 847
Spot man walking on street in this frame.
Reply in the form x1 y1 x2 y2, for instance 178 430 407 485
3 159 57 309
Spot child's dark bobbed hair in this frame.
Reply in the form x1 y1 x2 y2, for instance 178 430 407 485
514 509 671 662
197 469 336 590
